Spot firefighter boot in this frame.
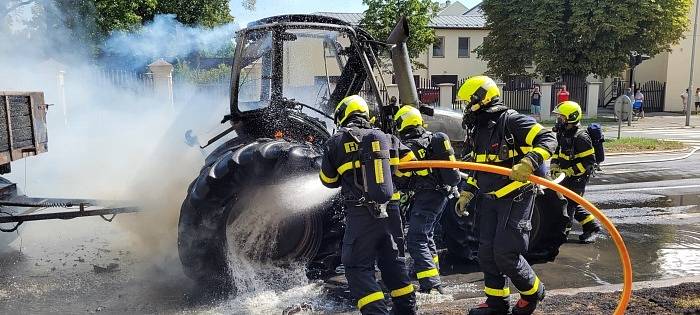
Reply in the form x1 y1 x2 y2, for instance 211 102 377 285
579 222 602 244
418 285 445 295
467 298 509 315
512 284 545 315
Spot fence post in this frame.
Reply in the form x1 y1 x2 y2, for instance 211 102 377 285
437 83 454 108
497 82 505 96
148 59 174 109
540 82 553 121
387 84 400 101
586 81 601 118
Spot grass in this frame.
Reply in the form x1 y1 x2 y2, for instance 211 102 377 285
604 137 687 153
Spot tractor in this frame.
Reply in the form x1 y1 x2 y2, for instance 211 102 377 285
177 14 567 292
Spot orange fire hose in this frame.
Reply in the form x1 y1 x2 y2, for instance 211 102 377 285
398 161 632 315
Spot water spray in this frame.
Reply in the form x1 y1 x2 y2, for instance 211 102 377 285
399 160 633 315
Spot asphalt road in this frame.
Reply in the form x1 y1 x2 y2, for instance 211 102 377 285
1 152 700 314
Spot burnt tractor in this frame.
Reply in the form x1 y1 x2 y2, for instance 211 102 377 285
177 15 568 291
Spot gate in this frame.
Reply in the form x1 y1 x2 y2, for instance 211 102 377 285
638 80 666 112
551 75 587 111
502 76 534 112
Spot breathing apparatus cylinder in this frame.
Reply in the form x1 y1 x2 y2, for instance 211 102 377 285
430 132 461 186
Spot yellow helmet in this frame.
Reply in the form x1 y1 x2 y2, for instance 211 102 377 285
553 101 582 123
335 95 369 125
393 105 423 132
456 75 500 112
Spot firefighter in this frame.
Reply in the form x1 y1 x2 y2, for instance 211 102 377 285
319 95 417 315
551 101 602 244
393 105 460 294
454 76 556 315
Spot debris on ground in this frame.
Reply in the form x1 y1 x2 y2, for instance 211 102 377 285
282 303 313 315
92 263 119 274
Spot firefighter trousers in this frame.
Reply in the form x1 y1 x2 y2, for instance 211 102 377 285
476 189 543 305
342 205 417 315
561 176 600 232
406 189 448 290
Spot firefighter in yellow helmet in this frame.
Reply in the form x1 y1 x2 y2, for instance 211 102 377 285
319 95 417 314
454 76 556 315
393 105 460 294
551 101 602 243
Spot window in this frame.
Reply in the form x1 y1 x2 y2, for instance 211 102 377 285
432 37 445 58
458 37 470 58
323 42 336 58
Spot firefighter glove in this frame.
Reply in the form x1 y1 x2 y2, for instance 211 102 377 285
550 163 561 176
455 191 474 217
510 157 535 182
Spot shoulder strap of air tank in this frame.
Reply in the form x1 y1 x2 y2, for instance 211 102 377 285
499 109 516 146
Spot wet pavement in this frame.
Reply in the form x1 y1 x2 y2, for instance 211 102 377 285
1 155 700 314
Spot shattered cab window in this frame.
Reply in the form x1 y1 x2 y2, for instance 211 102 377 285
237 31 273 111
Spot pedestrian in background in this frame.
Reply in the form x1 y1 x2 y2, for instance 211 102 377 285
634 88 644 119
681 89 689 112
530 85 542 121
695 88 700 115
556 85 570 104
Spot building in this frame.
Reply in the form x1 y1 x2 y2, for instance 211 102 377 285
630 0 700 112
319 0 699 112
318 0 490 88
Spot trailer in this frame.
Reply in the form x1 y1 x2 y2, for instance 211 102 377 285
0 91 138 248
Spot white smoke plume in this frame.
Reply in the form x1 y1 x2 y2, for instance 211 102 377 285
0 1 234 271
103 14 238 69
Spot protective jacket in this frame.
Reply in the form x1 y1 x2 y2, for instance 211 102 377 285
552 126 596 177
399 126 460 191
464 105 557 198
319 119 415 202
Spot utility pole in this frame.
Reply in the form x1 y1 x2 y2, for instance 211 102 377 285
687 0 699 127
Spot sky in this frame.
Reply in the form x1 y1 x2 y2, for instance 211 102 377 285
229 0 482 26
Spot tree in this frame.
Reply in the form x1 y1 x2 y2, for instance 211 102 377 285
360 0 439 61
155 0 233 28
476 0 693 79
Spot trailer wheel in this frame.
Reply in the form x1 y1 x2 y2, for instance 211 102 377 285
177 138 328 292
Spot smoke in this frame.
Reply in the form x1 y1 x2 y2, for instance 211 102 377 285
103 14 238 70
0 1 234 273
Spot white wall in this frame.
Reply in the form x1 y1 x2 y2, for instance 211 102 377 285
416 28 490 81
664 1 700 112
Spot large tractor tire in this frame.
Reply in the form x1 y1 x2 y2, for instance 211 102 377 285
177 138 337 292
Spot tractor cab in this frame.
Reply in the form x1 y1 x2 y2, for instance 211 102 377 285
228 15 386 144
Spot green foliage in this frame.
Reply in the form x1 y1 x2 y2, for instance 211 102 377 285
174 62 231 84
477 0 693 79
360 0 439 60
155 0 233 27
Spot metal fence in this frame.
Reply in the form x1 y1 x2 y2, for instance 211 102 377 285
639 80 666 112
453 76 536 113
89 68 154 94
551 75 588 111
417 78 440 106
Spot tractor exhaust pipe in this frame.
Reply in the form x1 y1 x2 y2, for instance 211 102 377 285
387 16 419 107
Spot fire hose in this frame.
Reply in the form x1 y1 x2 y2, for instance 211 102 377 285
398 161 632 315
